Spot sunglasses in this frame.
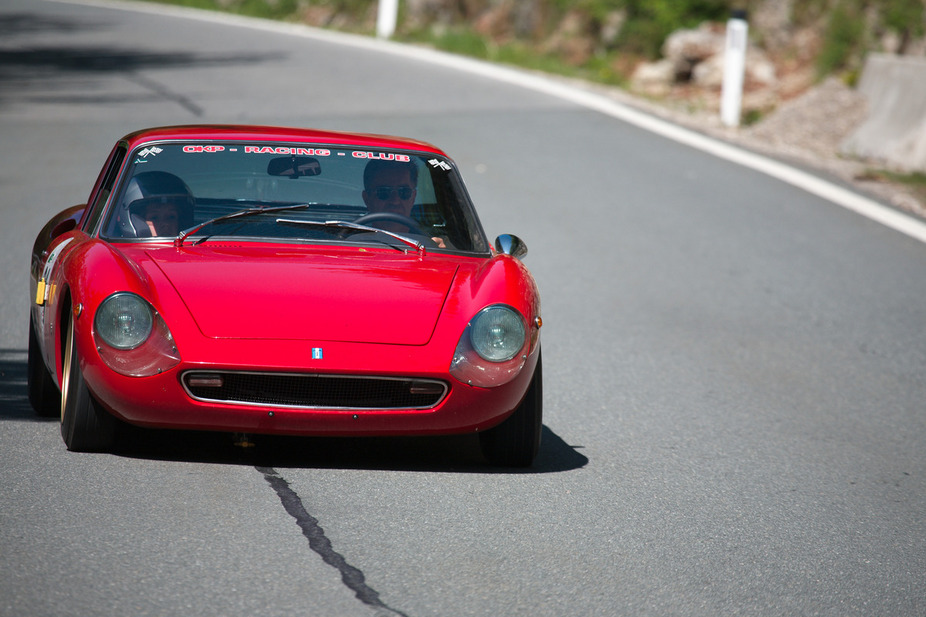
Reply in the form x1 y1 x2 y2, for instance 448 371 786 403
374 185 414 200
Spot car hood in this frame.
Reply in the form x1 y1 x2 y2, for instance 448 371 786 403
145 245 459 345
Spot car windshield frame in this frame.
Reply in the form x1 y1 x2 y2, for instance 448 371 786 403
100 139 491 256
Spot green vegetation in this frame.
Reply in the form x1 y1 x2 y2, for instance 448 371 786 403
609 0 731 58
860 169 926 204
817 1 866 77
742 108 764 126
797 0 926 79
882 0 926 42
403 26 628 85
151 0 303 21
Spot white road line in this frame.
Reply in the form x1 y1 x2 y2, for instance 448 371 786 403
61 0 926 245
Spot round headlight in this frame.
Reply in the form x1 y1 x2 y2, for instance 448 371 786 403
470 305 526 362
95 293 154 350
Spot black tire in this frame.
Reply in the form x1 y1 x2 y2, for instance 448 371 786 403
28 317 60 417
60 317 116 452
479 350 543 467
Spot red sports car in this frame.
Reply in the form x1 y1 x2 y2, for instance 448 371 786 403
28 126 542 466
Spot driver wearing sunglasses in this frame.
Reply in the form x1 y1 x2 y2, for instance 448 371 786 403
361 160 446 248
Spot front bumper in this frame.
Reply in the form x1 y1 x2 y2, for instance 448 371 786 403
80 337 539 437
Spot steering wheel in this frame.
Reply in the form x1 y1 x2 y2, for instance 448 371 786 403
352 212 425 235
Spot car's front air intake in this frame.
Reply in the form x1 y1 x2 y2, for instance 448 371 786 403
182 371 448 410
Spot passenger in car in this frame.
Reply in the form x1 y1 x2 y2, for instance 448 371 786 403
144 201 180 237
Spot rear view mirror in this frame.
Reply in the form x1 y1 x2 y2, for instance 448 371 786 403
268 156 321 178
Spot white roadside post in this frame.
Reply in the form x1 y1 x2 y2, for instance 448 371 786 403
377 0 399 39
721 9 748 127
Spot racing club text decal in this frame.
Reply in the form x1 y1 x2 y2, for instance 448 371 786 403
182 145 332 156
350 151 410 162
180 145 409 161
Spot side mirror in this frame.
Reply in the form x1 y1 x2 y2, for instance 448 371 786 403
267 156 321 178
494 234 528 259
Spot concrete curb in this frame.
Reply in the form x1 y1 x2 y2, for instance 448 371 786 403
842 53 926 173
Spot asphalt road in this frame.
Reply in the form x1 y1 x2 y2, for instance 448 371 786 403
1 2 924 616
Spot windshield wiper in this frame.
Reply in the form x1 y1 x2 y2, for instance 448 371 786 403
174 204 311 247
275 218 426 254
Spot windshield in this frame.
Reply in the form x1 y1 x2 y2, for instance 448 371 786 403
101 141 490 254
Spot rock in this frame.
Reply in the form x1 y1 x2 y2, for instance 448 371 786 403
662 22 725 65
630 59 676 96
633 21 778 104
543 10 596 64
706 49 779 93
663 23 725 81
691 54 724 88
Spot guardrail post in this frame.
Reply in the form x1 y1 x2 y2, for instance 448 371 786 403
721 9 748 127
377 0 399 39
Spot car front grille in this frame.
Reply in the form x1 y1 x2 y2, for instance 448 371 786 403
182 371 448 410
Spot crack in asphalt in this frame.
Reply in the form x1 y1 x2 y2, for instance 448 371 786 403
125 72 203 116
256 466 410 617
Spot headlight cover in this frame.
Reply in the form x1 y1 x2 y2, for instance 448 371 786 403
470 305 526 362
450 304 529 388
95 293 153 350
93 292 180 377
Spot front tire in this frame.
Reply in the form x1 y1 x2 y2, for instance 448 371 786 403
479 349 543 467
60 316 116 452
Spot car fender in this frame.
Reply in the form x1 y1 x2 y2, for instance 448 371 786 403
30 204 86 309
30 223 87 391
47 237 161 390
440 253 540 338
431 253 541 402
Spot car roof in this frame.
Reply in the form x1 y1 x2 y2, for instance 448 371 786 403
121 125 447 155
